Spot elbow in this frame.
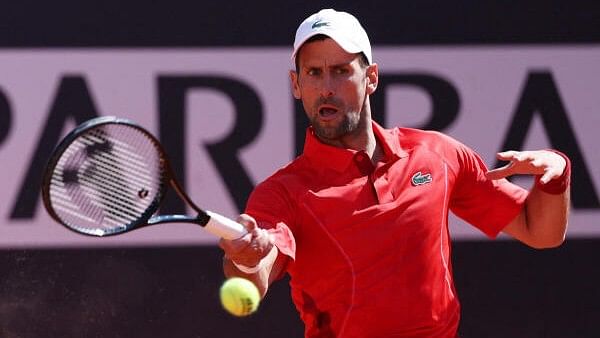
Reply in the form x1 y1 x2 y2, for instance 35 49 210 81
529 236 565 249
527 228 567 249
520 210 569 249
550 231 567 248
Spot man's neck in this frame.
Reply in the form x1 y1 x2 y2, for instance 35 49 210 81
338 121 381 163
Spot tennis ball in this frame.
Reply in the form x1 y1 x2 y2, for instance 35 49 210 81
219 277 260 317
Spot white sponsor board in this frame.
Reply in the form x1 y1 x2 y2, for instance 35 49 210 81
0 46 598 248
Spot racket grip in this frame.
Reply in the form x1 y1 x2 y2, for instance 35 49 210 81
204 211 248 240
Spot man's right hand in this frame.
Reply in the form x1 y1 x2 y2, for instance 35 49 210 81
218 214 274 270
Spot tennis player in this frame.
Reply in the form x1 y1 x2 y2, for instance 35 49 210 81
219 8 570 337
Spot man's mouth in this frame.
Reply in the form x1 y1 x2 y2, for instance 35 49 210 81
318 106 339 120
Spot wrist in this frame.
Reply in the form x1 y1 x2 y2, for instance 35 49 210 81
535 150 571 194
231 245 278 274
231 260 263 274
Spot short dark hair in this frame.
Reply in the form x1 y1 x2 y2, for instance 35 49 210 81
294 34 370 72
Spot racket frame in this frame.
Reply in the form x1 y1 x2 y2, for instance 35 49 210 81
41 116 237 238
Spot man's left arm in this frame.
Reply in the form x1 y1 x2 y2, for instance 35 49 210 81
486 150 570 249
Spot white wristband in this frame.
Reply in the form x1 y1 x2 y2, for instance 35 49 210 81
232 245 278 274
232 261 262 274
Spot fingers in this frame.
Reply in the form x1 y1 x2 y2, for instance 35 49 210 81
487 150 566 181
219 214 273 268
218 214 256 248
236 214 266 245
487 151 522 180
538 157 565 183
237 213 257 232
218 214 254 251
237 213 273 248
495 150 519 161
485 162 514 180
539 168 555 184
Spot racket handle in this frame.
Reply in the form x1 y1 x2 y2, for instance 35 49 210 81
204 211 248 240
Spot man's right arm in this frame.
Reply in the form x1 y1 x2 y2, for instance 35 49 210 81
219 214 289 298
222 245 287 298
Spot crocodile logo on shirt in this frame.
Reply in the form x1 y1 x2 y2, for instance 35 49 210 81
411 171 432 186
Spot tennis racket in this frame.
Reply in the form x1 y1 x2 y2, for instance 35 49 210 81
41 116 247 239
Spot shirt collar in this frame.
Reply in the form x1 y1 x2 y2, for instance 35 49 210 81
303 122 408 172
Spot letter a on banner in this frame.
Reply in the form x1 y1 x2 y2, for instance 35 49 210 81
11 76 100 219
498 71 599 209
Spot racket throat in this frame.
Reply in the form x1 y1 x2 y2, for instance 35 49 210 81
195 210 211 225
146 212 210 226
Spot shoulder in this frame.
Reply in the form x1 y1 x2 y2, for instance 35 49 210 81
245 156 313 227
392 127 483 176
395 127 466 153
251 155 313 199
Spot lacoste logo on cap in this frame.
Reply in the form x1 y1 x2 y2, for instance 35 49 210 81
411 171 432 186
312 20 330 29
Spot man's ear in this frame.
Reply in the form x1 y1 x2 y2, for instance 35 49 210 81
290 70 301 99
366 63 379 95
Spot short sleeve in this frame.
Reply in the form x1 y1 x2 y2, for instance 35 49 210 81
245 180 297 261
449 143 528 238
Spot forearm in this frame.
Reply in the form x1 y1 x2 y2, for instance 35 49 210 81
222 245 282 298
501 150 571 248
522 185 570 248
223 256 271 297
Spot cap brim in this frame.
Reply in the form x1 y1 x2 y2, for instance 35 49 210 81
291 30 364 62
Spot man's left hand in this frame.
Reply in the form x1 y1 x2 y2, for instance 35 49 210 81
485 150 567 183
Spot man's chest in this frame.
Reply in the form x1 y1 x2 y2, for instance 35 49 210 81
297 152 453 237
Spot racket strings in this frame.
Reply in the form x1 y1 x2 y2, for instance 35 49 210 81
48 124 165 235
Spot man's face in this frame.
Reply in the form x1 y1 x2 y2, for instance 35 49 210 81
290 38 377 143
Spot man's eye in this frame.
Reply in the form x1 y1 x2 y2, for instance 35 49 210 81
307 69 320 76
335 68 349 75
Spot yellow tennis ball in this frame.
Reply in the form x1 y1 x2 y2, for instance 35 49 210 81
219 277 260 317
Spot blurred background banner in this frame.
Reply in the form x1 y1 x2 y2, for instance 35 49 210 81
0 47 598 247
0 1 598 337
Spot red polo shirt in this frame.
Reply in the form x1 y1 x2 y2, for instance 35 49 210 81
245 123 527 338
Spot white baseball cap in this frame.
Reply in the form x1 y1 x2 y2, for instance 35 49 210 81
292 9 372 65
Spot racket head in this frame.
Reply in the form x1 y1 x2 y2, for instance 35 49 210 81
41 116 170 236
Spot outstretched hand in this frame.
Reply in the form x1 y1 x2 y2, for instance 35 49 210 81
485 150 567 183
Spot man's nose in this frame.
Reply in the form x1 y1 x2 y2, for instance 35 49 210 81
319 75 335 98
